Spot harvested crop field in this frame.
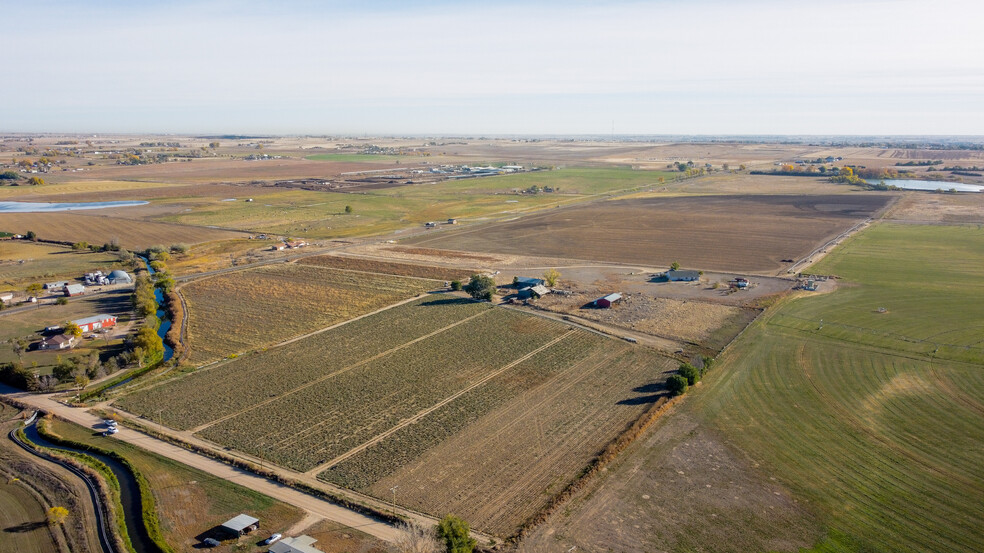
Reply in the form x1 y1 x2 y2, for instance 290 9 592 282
0 212 246 250
180 264 433 363
405 194 892 273
298 255 475 281
536 293 759 350
117 297 674 538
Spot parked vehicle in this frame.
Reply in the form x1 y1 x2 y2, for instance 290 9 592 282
263 533 283 545
203 537 220 547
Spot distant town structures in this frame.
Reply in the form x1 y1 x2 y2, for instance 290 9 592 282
269 535 325 553
72 314 117 333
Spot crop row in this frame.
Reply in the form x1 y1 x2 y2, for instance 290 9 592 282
196 308 568 472
298 255 475 282
320 331 606 489
115 296 490 430
182 263 433 363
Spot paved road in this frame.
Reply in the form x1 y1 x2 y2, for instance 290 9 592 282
0 386 402 543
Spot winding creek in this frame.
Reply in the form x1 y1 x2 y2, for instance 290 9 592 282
22 421 157 553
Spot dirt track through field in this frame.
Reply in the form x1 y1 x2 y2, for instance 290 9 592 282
190 307 492 434
306 330 575 475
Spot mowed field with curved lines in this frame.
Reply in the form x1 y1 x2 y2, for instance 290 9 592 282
528 222 984 552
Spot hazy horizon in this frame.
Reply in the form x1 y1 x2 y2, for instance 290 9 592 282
4 0 982 136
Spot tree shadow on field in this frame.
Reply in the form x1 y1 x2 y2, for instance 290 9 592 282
617 381 667 405
418 297 476 307
4 520 47 533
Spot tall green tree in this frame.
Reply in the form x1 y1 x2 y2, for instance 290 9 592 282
463 274 495 301
435 515 476 553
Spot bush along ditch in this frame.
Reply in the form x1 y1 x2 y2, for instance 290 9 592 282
36 416 175 553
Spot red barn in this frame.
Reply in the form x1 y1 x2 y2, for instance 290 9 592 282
594 293 622 308
72 314 117 333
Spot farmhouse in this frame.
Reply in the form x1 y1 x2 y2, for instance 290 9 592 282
108 270 132 284
269 535 325 553
45 281 70 290
594 293 622 308
40 334 75 350
72 314 117 333
666 270 700 282
515 277 545 288
64 284 86 297
219 514 259 537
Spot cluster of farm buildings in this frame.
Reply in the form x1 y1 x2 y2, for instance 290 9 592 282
39 314 118 350
215 513 327 553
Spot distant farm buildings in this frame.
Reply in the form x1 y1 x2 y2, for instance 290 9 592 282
517 284 551 300
44 281 70 290
666 270 700 282
594 293 622 308
0 292 13 303
220 514 259 537
72 314 117 333
108 270 132 284
40 334 75 350
64 284 86 297
269 535 326 553
515 277 545 288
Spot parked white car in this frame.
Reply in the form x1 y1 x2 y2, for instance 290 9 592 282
264 533 282 545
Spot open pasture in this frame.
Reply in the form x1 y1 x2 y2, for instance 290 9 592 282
0 240 125 289
528 221 984 552
0 212 246 250
298 254 475 281
405 194 891 273
180 263 434 363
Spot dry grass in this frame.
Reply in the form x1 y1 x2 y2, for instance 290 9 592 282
0 212 246 250
406 194 891 273
181 264 433 363
0 240 125 289
298 254 475 281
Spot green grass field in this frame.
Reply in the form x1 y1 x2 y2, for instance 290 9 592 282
691 222 984 552
155 167 677 239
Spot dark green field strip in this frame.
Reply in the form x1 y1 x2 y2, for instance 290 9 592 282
116 297 490 429
319 331 606 489
197 308 568 472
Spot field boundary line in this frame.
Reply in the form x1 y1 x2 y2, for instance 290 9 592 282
306 330 575 476
190 306 493 434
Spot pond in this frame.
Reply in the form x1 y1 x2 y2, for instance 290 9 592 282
867 179 984 192
0 200 148 213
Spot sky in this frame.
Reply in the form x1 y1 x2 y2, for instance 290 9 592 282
2 0 983 135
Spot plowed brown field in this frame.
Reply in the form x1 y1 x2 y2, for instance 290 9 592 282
405 194 891 273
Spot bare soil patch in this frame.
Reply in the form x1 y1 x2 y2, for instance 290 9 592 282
406 194 890 273
299 254 475 281
521 413 820 553
885 192 984 224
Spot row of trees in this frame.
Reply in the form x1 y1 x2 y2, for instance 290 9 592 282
666 356 715 396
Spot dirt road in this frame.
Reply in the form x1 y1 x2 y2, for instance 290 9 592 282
0 386 402 543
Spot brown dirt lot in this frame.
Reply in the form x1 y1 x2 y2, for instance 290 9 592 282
63 158 396 183
520 412 820 553
405 194 891 274
298 254 476 281
535 293 757 349
0 212 246 250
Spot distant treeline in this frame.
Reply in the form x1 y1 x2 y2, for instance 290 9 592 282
895 160 943 166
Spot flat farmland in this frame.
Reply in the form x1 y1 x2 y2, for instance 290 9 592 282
0 212 246 250
405 194 892 273
324 333 672 537
179 264 434 363
116 297 673 538
0 240 125 289
526 221 984 552
298 254 475 281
